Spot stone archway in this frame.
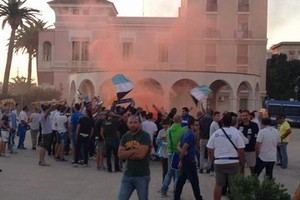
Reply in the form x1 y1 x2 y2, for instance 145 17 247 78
131 78 164 108
169 79 198 114
99 79 116 107
237 81 253 110
208 80 233 113
78 79 95 98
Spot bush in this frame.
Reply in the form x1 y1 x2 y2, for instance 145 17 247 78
229 175 291 200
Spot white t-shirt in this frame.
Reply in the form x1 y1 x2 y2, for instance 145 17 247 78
209 121 220 137
40 112 52 134
56 113 68 133
157 129 168 158
256 126 280 162
30 112 41 130
19 110 28 123
50 110 59 131
142 120 158 142
207 127 245 164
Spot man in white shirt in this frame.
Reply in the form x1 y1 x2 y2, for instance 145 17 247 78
142 112 158 156
207 111 221 173
30 107 41 150
254 118 281 179
207 113 245 200
39 104 55 166
17 106 29 149
55 106 68 161
49 107 60 156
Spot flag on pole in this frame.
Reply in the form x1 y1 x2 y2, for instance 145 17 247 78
190 85 212 105
112 74 134 100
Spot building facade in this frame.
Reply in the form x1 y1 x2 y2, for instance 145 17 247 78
38 0 268 113
270 42 300 61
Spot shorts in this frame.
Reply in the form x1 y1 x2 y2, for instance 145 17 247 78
59 132 68 145
96 141 105 155
41 133 52 149
245 151 256 167
54 130 60 144
215 163 240 187
0 130 9 142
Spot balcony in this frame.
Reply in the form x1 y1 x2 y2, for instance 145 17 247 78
204 29 220 38
238 4 250 12
71 61 89 66
206 3 218 12
235 30 252 39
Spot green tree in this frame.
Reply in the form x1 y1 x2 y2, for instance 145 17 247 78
14 19 51 89
0 0 39 95
266 54 300 100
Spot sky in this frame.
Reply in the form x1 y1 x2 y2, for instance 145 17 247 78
0 0 300 83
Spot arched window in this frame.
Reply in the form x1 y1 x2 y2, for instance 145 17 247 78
43 41 52 61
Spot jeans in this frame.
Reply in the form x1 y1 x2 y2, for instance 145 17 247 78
199 139 208 170
174 160 203 200
254 156 275 179
161 154 180 194
118 175 151 200
8 129 16 150
74 136 89 165
161 157 168 182
280 142 288 168
105 139 120 171
17 124 26 148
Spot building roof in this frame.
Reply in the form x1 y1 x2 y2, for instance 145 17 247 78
48 0 114 6
270 42 300 50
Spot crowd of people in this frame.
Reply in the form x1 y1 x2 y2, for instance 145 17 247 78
0 98 293 200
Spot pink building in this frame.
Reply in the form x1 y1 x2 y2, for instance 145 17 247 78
38 0 268 113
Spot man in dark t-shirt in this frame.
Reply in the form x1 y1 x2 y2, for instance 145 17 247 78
118 115 151 200
101 111 121 172
74 110 94 167
238 109 259 175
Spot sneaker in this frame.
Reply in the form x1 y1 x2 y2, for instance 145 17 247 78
157 189 163 193
161 192 169 198
73 164 78 168
9 150 17 154
39 161 50 166
199 169 204 174
83 164 90 168
2 154 10 158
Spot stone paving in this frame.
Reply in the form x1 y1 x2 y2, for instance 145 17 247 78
1 129 299 200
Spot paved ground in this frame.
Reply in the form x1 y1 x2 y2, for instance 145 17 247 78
1 129 299 200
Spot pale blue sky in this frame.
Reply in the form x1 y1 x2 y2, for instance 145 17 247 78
0 0 299 82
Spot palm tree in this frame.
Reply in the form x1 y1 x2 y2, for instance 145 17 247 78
0 0 39 95
14 19 51 89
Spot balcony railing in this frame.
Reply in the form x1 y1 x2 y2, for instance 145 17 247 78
206 3 218 12
204 29 220 38
71 61 89 66
235 30 252 39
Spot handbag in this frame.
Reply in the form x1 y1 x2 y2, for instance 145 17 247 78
169 130 180 170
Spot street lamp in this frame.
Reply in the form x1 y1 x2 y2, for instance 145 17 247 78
295 85 299 101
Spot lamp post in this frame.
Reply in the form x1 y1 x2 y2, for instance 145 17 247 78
295 85 299 101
